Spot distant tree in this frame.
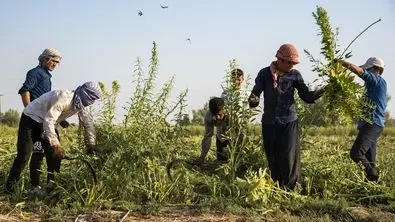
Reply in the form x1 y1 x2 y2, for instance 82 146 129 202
385 94 391 121
384 94 395 126
387 118 395 127
177 114 191 126
1 109 20 127
296 95 328 127
191 102 208 125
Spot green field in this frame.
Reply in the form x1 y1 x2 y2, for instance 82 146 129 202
1 123 395 221
1 9 394 220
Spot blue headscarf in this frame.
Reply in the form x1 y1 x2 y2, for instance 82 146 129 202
73 81 101 110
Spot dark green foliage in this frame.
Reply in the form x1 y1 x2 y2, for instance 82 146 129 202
0 15 394 218
217 59 263 182
191 103 208 125
1 109 20 127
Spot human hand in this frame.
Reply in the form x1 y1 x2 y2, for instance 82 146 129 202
248 94 260 108
59 120 70 128
193 157 205 166
53 144 64 159
86 144 96 155
329 58 342 68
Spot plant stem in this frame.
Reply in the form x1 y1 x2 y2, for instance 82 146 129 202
340 18 381 57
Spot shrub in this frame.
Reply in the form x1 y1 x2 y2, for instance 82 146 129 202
1 109 20 127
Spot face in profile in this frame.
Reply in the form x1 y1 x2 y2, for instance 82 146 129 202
367 66 384 75
276 58 297 73
45 57 60 71
215 106 226 120
232 73 244 89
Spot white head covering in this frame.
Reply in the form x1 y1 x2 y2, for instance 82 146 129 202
38 48 62 65
360 57 385 69
73 81 102 110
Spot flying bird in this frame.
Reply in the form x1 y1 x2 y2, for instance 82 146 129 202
186 38 191 44
160 4 169 9
138 10 143 16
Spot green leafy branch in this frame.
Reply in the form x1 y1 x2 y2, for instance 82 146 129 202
304 6 380 125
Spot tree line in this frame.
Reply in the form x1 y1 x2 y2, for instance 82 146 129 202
180 94 394 127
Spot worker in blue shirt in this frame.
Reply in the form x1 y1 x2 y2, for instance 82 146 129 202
338 57 387 182
16 48 67 196
248 43 325 190
18 48 62 105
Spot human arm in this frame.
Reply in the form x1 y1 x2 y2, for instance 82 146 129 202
18 70 38 106
21 91 31 107
337 60 364 76
294 71 325 103
198 111 215 162
43 92 69 158
248 70 266 108
78 109 96 154
337 59 382 85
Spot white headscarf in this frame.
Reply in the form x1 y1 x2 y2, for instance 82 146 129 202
73 81 102 110
38 48 62 66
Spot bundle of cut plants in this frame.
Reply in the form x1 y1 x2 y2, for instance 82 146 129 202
304 6 380 126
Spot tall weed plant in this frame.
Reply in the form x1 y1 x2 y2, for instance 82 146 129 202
217 60 263 182
95 42 192 204
304 6 376 126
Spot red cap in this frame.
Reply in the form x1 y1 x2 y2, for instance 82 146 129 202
276 43 299 64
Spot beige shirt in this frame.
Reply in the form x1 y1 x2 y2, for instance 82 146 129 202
23 89 95 147
199 110 229 160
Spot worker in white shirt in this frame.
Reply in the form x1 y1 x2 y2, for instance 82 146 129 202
5 81 101 194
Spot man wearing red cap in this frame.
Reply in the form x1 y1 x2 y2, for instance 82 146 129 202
248 43 325 190
338 57 387 181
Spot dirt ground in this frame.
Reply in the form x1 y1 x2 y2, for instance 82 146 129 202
0 209 258 222
1 209 395 222
1 199 395 222
0 199 258 222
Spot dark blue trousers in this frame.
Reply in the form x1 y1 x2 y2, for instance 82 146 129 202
350 123 383 169
6 114 61 192
262 120 300 190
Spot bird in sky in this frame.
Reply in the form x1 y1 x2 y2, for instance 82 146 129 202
160 4 169 9
186 38 191 44
138 10 143 16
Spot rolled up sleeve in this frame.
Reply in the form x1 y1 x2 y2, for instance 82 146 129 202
78 109 96 146
251 70 266 97
295 72 321 103
18 70 37 94
200 111 214 160
360 71 380 85
43 94 68 146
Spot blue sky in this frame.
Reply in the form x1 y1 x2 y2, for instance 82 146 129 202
1 0 394 119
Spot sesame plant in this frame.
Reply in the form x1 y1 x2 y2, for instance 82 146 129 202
304 6 380 125
1 10 395 220
218 59 263 182
203 60 306 208
92 42 194 205
29 42 196 209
